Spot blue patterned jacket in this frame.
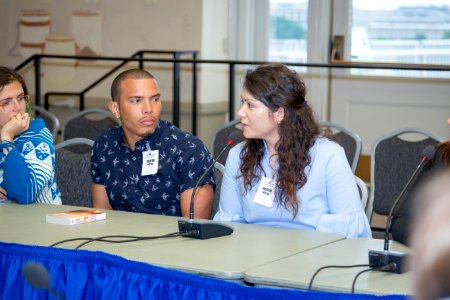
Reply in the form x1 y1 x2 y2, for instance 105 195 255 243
0 118 61 204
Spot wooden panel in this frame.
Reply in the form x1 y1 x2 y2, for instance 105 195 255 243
355 154 370 183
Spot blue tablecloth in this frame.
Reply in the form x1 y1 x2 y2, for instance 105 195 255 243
0 241 406 300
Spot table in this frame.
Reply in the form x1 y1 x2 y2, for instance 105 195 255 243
0 202 344 280
244 238 411 295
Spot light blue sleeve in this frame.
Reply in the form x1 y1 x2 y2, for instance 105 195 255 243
213 143 245 222
315 143 372 238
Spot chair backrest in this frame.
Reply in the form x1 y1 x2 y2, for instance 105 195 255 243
355 175 369 214
211 161 225 219
366 128 443 227
212 119 244 165
31 105 60 141
55 138 95 207
62 108 119 141
319 121 362 173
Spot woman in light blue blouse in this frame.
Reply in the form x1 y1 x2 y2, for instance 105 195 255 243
214 64 371 238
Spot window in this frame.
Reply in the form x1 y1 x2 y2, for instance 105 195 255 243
269 0 308 63
352 0 450 77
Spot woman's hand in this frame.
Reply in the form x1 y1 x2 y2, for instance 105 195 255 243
0 187 7 200
1 113 30 141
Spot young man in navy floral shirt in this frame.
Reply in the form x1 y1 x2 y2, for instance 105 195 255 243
91 69 215 218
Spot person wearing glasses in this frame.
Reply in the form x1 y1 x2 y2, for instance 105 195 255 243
214 64 371 238
0 66 61 204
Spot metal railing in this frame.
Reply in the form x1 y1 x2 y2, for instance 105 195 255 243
15 52 450 136
15 50 198 133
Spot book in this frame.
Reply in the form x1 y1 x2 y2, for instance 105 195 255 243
46 209 106 225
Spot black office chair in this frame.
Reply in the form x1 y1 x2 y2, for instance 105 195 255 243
366 128 443 231
55 138 95 207
319 121 362 173
61 108 119 141
31 105 60 141
212 119 244 165
211 162 225 219
355 175 368 213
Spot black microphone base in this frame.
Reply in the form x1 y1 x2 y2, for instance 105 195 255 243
368 249 408 274
178 218 234 240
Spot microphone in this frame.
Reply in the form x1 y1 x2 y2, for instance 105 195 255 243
369 144 436 274
22 262 65 300
178 131 242 239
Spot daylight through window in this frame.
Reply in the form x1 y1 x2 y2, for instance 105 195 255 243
352 0 450 77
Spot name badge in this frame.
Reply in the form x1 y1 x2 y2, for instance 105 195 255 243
254 176 275 207
142 150 159 176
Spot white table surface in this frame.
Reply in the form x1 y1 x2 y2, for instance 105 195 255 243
0 202 345 280
244 237 412 295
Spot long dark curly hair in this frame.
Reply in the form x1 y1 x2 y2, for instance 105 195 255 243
239 64 319 217
435 141 450 166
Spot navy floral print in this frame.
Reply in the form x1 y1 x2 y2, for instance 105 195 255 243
91 120 215 216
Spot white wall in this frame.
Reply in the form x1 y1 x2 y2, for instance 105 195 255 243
200 0 229 105
1 0 202 62
0 0 203 100
0 1 9 65
331 75 450 154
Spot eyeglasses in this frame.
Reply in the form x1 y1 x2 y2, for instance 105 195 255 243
0 94 30 112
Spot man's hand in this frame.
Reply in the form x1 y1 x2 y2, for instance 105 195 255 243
92 183 113 209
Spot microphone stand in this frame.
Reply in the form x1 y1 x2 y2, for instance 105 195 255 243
189 141 232 220
368 146 435 274
178 136 238 240
383 157 426 252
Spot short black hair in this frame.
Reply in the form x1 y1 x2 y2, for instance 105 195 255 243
111 69 155 101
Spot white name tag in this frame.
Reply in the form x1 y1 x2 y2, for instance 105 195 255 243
254 176 275 207
141 150 159 176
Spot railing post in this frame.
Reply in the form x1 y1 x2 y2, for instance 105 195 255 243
80 94 85 111
138 52 144 70
192 52 197 135
34 55 41 107
44 94 50 110
173 53 180 127
228 64 235 121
